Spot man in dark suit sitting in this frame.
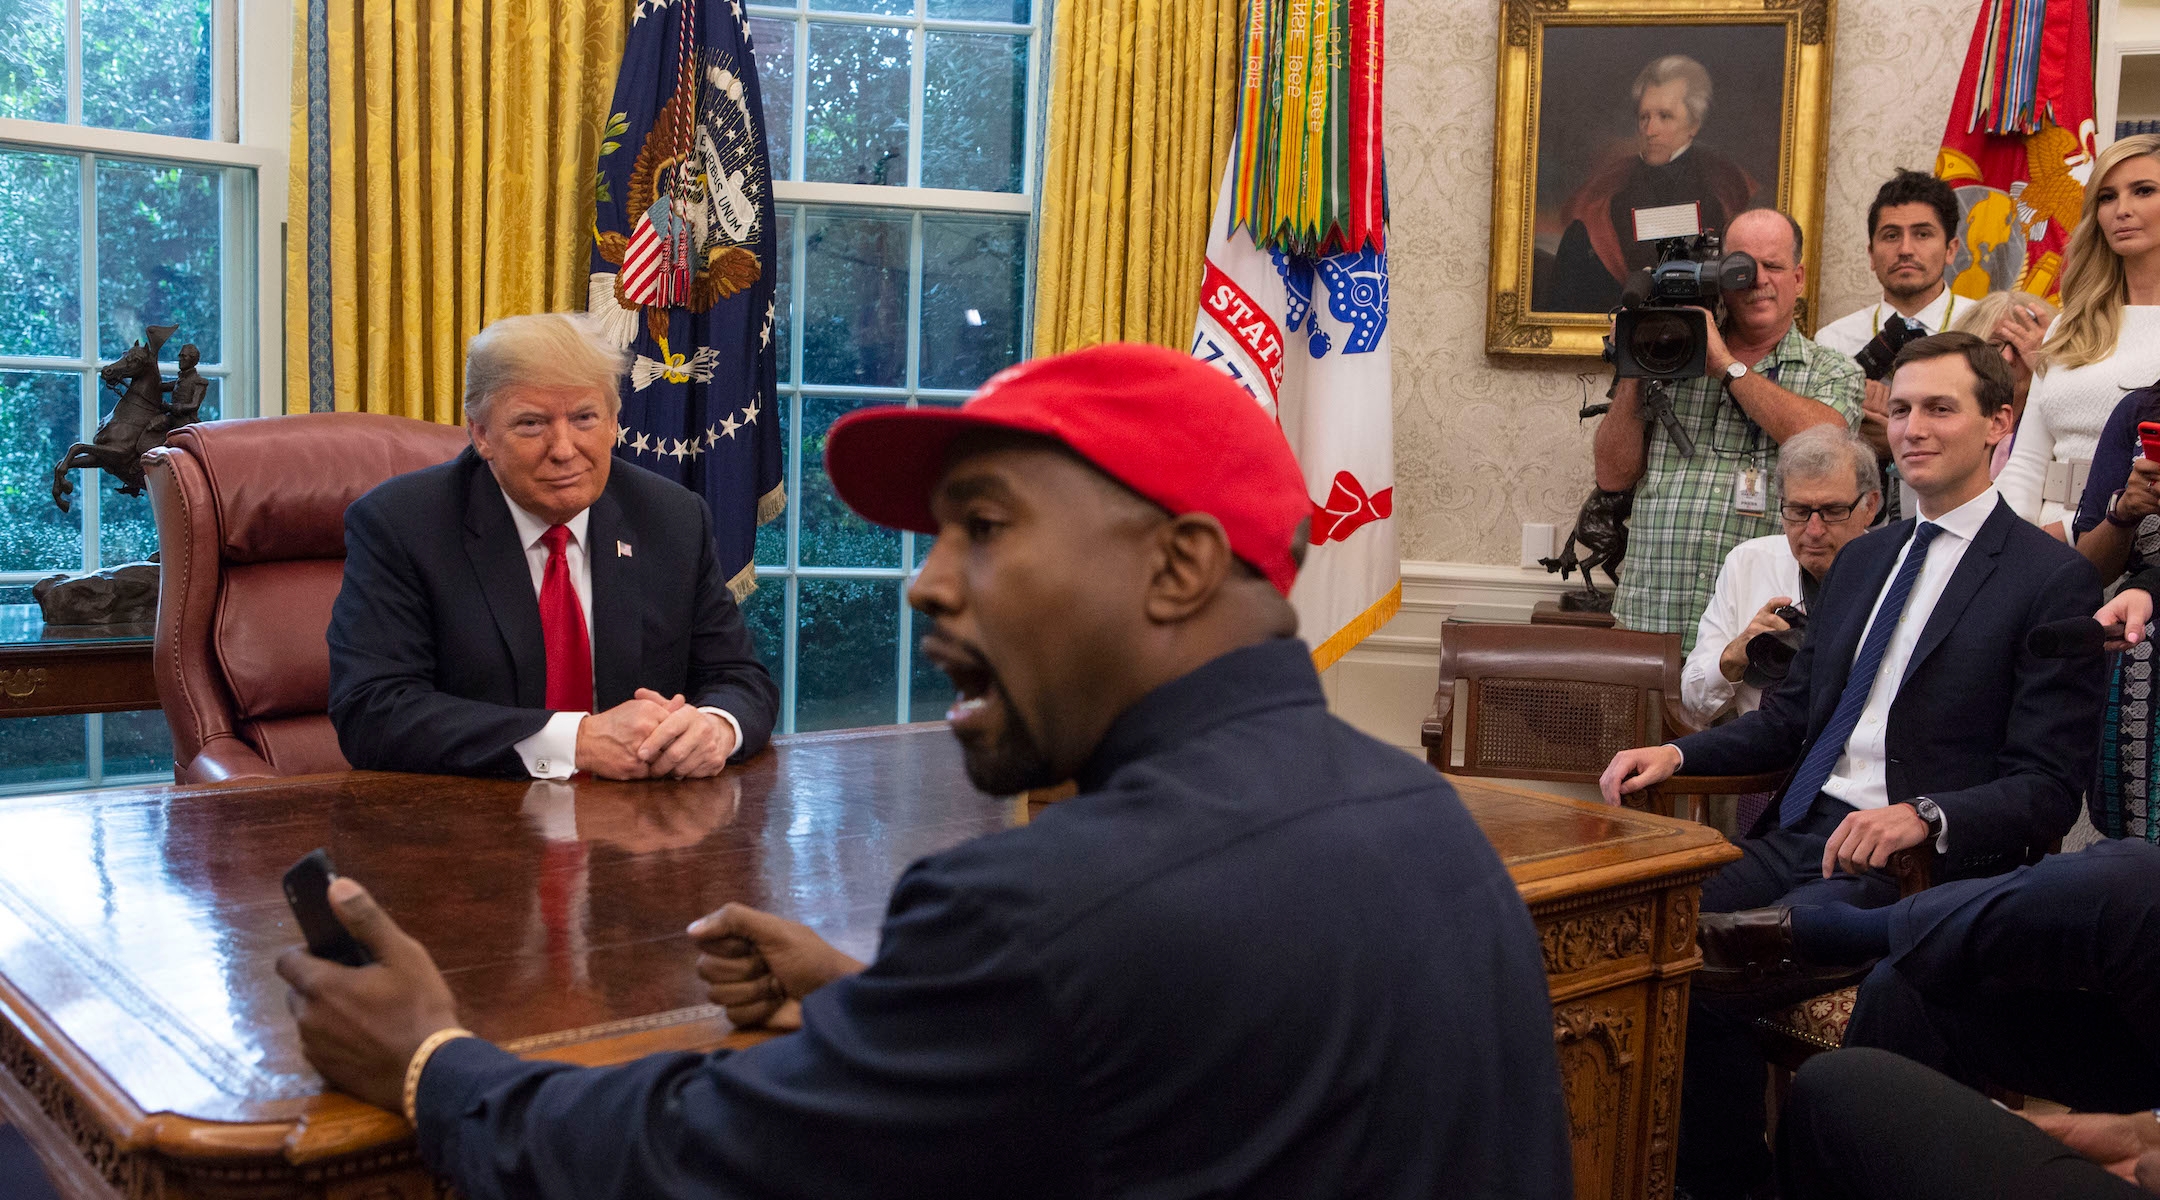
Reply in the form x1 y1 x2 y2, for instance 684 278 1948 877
1600 331 2107 1200
328 313 778 779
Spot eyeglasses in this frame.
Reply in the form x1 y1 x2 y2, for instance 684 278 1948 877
1780 496 1867 526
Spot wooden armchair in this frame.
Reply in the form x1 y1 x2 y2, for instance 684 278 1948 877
1419 620 1785 816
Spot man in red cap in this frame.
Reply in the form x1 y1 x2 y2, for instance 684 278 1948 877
275 343 1573 1199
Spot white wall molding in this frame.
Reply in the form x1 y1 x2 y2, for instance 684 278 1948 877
1320 560 1576 751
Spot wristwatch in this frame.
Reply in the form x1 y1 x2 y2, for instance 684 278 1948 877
2108 488 2141 529
1907 797 1945 841
1722 361 1749 390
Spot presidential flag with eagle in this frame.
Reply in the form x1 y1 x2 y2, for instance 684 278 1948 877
590 0 783 601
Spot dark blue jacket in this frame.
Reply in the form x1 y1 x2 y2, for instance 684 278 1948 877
327 447 777 776
1675 498 2104 879
414 638 1572 1198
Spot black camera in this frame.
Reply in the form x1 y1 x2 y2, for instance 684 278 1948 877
1742 604 1808 687
1604 235 1759 380
1852 313 1926 381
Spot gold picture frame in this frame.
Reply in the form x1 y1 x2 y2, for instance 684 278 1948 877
1485 0 1837 358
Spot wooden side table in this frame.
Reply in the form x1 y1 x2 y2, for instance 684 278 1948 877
0 605 157 719
1532 600 1618 629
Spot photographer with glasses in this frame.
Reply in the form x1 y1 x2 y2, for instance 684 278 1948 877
1682 426 1883 727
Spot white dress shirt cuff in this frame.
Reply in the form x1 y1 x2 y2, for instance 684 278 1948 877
515 711 586 779
1933 807 1950 854
699 707 744 759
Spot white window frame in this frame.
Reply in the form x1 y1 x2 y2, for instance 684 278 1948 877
0 0 288 791
748 0 1041 734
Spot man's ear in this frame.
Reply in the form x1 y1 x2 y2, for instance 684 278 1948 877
1142 513 1236 624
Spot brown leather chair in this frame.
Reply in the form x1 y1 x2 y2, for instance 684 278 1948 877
144 413 470 783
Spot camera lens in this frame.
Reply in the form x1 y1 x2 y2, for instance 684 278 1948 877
1627 310 1696 376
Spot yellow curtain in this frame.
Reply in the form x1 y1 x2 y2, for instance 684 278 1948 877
1031 0 1242 355
284 0 628 420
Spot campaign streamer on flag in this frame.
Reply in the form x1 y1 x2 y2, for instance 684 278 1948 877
1934 0 2095 302
589 0 783 601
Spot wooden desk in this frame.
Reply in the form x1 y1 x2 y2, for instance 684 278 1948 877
0 605 157 719
0 725 1733 1200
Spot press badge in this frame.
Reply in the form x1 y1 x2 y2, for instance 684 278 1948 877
1733 467 1768 515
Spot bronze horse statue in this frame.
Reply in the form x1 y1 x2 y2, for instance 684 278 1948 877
1540 487 1634 612
51 324 204 513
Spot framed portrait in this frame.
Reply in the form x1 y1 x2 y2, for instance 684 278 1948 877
1485 0 1836 357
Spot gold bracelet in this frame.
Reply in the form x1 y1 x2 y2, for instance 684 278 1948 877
402 1026 476 1126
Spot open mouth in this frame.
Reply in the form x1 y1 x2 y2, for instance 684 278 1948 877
920 631 1001 734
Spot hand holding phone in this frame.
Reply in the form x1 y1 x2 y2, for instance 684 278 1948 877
283 849 374 967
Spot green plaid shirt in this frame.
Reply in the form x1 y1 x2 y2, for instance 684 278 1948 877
1611 326 1863 650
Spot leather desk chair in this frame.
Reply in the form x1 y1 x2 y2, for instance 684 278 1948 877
144 413 469 783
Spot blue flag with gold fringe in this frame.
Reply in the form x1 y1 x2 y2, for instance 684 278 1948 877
590 0 782 601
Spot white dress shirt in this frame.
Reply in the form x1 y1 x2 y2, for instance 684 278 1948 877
502 496 741 779
1682 534 1806 725
1812 287 1957 359
1815 485 2001 849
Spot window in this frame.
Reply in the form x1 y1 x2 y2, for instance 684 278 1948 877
743 0 1039 733
0 0 284 792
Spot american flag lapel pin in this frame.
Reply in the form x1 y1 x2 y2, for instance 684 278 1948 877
617 540 633 558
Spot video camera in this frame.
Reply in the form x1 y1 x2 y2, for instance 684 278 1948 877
1603 234 1758 381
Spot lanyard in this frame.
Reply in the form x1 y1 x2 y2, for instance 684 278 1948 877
1873 291 1952 335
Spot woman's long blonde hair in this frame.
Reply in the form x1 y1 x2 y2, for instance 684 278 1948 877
2043 134 2160 370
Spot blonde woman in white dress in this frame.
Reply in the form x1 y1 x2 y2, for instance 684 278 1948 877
1998 134 2160 539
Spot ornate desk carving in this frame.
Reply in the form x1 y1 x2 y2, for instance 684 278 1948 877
0 727 1731 1199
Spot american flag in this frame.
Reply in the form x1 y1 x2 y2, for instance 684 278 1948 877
620 197 693 308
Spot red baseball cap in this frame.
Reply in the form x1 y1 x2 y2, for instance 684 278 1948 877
824 342 1311 595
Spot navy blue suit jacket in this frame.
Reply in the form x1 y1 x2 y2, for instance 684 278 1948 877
1674 498 2104 880
413 640 1573 1199
327 447 778 776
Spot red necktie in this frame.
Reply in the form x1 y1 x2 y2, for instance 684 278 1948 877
539 525 594 712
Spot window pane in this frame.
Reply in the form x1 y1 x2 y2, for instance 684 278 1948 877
908 641 955 724
925 0 1030 22
799 393 899 567
0 0 66 123
802 209 908 387
97 159 223 362
754 389 790 567
808 0 909 21
738 575 787 682
81 0 214 139
0 148 83 357
922 33 1026 193
0 371 85 573
919 215 1024 390
0 715 87 789
102 709 174 778
774 206 795 381
749 17 795 182
98 464 159 565
803 22 910 186
796 578 898 731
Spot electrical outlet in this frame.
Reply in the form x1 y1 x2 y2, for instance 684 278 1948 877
1521 523 1557 569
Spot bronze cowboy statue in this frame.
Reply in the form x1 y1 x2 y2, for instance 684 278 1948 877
51 324 206 513
1540 487 1634 612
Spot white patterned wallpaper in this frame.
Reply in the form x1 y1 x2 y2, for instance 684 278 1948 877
1387 0 1983 565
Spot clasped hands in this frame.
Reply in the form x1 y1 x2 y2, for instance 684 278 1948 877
576 688 735 779
279 878 864 1115
1598 745 1930 878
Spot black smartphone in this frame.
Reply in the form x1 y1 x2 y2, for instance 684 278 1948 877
282 848 374 967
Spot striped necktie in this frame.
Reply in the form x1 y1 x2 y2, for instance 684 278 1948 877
1776 522 1943 828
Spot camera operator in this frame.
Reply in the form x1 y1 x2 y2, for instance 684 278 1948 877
1597 207 1866 648
1682 426 1882 726
1814 171 1965 468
